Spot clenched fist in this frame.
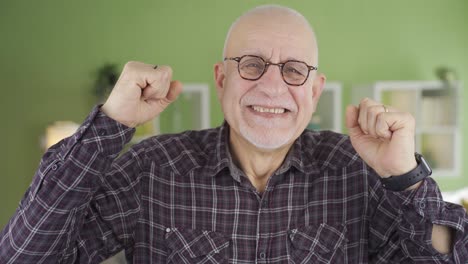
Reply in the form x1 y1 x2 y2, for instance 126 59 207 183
345 98 417 179
101 61 183 128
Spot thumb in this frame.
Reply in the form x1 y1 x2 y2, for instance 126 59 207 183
345 105 364 137
166 80 183 103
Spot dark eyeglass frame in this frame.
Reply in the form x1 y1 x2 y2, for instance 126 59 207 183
224 54 318 86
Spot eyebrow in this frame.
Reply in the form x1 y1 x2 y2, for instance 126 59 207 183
239 50 308 63
239 48 306 62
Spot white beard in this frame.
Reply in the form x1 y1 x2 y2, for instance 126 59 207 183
239 122 295 150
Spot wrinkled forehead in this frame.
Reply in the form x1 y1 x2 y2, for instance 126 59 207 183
224 11 318 65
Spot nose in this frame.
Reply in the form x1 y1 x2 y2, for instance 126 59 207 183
259 64 288 96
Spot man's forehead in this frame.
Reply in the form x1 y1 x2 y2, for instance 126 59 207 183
227 28 316 63
235 48 313 63
224 9 317 64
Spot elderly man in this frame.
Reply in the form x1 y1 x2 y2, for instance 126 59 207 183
1 5 467 264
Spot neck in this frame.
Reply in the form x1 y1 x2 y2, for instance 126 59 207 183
229 128 292 193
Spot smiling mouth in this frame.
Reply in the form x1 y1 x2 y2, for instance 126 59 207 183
249 105 290 114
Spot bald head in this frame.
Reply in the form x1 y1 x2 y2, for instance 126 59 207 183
223 5 318 66
214 5 326 151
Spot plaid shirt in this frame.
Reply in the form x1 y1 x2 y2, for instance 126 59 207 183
1 106 467 263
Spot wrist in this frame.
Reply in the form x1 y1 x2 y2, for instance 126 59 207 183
400 159 421 191
392 160 418 177
100 104 137 128
380 153 432 192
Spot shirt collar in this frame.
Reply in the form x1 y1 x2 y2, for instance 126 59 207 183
204 121 306 180
203 121 242 181
276 133 306 174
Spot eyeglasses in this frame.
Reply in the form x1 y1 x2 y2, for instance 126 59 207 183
224 55 318 86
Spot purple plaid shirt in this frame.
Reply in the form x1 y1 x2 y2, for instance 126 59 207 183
1 106 467 263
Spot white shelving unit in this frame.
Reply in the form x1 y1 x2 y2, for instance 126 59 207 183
308 82 342 132
373 81 461 177
131 83 210 143
155 83 210 134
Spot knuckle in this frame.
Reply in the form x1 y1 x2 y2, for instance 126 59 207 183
405 112 416 123
360 97 371 105
124 61 138 69
368 104 386 119
161 66 173 77
376 111 386 121
123 61 142 74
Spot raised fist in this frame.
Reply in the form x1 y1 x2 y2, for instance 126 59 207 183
101 61 183 128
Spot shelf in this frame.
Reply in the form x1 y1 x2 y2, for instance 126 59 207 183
308 82 342 132
373 80 462 177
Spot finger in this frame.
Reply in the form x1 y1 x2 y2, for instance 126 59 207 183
357 98 370 134
375 112 392 139
358 98 383 135
142 66 172 99
345 105 364 137
122 61 165 89
166 80 183 102
376 111 415 139
156 68 172 98
150 80 183 112
366 105 384 138
152 65 172 98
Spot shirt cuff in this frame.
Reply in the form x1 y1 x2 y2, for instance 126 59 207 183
386 177 463 224
385 177 466 259
28 106 136 206
74 105 135 157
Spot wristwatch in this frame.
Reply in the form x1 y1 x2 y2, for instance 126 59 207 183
380 153 432 192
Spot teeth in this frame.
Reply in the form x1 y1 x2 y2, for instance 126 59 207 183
252 106 285 114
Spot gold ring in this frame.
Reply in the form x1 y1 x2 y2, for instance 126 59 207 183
382 105 388 113
153 65 158 69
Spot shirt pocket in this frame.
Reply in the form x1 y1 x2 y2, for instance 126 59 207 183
164 228 230 263
288 223 347 264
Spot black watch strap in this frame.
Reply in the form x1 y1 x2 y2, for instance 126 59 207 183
380 153 432 192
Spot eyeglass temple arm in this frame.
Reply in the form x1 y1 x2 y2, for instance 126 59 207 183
224 57 241 62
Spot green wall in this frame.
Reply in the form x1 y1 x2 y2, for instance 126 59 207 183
1 0 467 228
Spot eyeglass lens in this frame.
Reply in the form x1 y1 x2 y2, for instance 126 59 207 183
238 56 309 85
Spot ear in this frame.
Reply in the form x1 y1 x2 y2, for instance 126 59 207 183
214 62 226 101
311 73 326 112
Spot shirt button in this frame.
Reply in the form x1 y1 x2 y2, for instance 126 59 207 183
51 164 58 171
259 252 266 259
419 201 426 209
165 228 171 233
98 129 107 136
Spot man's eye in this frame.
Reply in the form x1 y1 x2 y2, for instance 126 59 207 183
284 67 304 76
242 60 262 67
246 63 261 68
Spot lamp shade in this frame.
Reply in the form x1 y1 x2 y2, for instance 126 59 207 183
44 121 79 149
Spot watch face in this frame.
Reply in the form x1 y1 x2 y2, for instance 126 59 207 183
419 154 433 175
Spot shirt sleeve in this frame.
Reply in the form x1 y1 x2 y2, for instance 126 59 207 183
367 165 468 263
0 106 144 263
